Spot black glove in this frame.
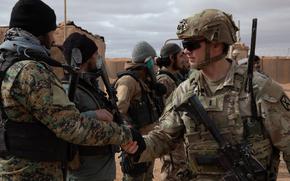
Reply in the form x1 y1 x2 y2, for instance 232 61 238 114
120 152 150 176
130 128 146 161
119 128 148 176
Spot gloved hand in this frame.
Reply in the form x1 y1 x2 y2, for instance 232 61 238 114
120 152 150 176
129 128 146 161
120 128 148 176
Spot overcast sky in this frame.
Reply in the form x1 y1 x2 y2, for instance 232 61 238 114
1 0 290 58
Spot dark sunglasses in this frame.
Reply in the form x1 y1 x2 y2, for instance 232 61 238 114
182 39 205 52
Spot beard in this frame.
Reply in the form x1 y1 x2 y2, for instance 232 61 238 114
172 58 182 71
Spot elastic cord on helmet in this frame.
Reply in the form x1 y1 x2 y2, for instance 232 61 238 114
195 42 227 70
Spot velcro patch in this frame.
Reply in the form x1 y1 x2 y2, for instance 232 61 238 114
280 95 290 111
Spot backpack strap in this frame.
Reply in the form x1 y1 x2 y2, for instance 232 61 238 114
157 70 179 86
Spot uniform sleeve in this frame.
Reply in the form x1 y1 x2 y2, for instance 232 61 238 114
115 75 138 114
256 74 290 172
139 110 184 162
138 82 188 162
10 62 132 146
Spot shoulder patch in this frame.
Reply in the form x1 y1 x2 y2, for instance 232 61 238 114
280 95 290 111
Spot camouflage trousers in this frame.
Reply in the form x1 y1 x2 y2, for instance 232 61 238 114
122 161 154 181
160 142 188 181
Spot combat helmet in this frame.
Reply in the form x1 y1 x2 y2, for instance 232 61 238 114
177 9 239 45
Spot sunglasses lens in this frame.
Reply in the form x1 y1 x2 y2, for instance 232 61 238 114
182 40 202 51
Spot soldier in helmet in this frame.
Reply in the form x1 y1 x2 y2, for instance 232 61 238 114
123 9 290 180
0 0 142 180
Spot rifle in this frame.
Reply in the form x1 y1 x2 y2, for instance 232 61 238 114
67 48 82 101
179 19 267 181
96 55 123 125
183 94 267 181
245 18 258 120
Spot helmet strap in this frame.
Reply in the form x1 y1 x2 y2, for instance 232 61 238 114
196 42 227 70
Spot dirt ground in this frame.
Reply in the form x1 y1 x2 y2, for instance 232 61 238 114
114 84 290 181
115 155 290 181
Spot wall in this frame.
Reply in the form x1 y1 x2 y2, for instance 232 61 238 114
261 56 290 84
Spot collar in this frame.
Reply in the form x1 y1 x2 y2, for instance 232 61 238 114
196 59 238 94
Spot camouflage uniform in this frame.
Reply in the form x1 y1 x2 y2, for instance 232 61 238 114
0 36 132 181
0 1 132 180
132 9 290 180
156 68 188 181
139 60 290 180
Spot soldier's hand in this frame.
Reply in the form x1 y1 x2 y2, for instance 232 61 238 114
120 129 148 176
120 152 150 177
129 128 146 161
121 141 138 154
95 109 113 122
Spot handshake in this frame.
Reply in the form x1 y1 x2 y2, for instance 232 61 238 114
120 128 149 176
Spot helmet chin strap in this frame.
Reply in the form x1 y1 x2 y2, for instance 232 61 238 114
196 42 227 70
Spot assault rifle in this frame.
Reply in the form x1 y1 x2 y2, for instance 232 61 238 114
96 55 123 125
183 94 267 181
67 48 82 101
180 19 267 181
245 18 258 120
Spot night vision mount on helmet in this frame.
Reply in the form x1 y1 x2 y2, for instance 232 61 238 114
177 9 239 45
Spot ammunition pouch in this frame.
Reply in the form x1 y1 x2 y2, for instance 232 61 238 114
128 98 155 130
0 121 76 162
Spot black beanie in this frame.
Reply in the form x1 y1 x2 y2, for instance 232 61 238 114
63 32 98 65
160 43 181 58
9 0 57 37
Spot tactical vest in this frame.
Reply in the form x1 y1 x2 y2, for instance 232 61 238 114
62 78 114 156
117 71 159 130
0 53 76 162
176 65 274 179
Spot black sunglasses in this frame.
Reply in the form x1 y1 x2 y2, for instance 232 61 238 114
182 39 205 52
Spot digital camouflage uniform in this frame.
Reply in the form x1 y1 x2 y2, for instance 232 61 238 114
0 59 132 181
156 68 188 181
133 9 290 181
0 1 132 180
138 60 290 180
115 63 160 181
